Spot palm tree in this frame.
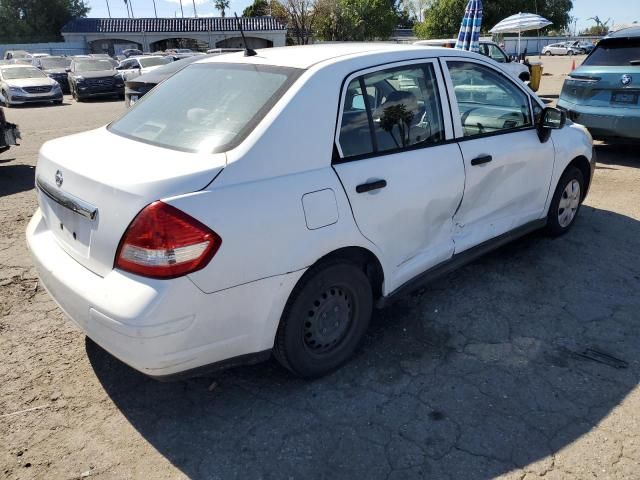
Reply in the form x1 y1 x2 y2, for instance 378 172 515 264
214 0 230 17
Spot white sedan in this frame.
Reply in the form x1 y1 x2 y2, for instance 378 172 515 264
116 55 173 80
27 44 594 379
542 42 579 56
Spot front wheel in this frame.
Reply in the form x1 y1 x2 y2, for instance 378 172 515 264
545 51 552 56
274 261 373 378
546 167 584 236
1 90 11 107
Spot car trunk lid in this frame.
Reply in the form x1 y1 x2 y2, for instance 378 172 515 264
35 127 226 277
562 66 640 108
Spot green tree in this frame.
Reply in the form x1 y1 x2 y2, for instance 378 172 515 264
0 0 89 43
315 0 398 41
414 0 573 39
214 0 230 17
242 0 270 16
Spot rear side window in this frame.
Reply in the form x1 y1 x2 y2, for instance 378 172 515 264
338 63 445 158
582 38 640 66
109 63 302 153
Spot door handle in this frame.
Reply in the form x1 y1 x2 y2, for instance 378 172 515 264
471 155 493 166
356 179 387 193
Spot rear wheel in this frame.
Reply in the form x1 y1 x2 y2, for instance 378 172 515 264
274 261 373 378
568 50 575 56
545 166 584 236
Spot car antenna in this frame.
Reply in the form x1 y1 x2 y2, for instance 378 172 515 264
234 13 257 57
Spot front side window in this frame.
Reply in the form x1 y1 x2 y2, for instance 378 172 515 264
338 63 445 158
447 61 532 137
109 63 301 153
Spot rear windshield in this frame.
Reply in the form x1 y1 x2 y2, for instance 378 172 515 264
109 63 302 153
75 59 115 72
1 67 47 79
139 56 173 68
582 38 640 66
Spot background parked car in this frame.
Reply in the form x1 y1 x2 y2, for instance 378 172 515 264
558 26 640 141
3 50 30 61
542 43 579 56
34 56 72 94
0 64 62 107
68 58 124 101
124 54 208 107
116 55 173 81
122 48 143 58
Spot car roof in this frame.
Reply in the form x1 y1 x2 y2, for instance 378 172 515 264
198 43 473 69
0 64 38 69
606 26 640 39
129 55 165 59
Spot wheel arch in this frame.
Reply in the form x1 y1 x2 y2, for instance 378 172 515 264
307 246 385 300
567 155 592 200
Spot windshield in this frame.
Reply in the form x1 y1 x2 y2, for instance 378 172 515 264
583 38 640 66
109 63 301 153
1 67 47 80
139 57 173 68
40 57 72 70
75 59 115 72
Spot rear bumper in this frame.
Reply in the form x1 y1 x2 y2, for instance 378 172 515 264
26 209 303 378
557 99 640 140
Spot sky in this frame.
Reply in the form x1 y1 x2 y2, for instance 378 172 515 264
86 0 640 33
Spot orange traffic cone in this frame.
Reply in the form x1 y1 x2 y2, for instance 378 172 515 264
571 59 576 71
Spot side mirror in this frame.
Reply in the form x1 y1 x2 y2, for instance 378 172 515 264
537 107 566 142
65 68 71 73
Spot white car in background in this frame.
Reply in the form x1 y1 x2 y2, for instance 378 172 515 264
27 44 593 380
116 55 173 81
542 42 579 56
0 64 63 106
414 39 531 83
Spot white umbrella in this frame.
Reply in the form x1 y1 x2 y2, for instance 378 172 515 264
490 12 552 55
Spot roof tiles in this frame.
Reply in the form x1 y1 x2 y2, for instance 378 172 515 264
62 17 287 34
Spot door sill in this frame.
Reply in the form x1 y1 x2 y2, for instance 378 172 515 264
376 218 547 308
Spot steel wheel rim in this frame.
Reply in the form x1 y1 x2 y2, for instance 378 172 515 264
303 285 354 355
558 179 581 228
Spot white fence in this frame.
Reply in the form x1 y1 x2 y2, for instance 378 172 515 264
0 42 87 58
501 36 602 55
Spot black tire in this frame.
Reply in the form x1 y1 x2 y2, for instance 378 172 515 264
274 261 373 378
2 90 11 107
568 50 575 56
545 51 552 56
545 166 584 236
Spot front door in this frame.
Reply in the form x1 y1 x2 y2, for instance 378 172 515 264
441 58 555 253
333 60 466 292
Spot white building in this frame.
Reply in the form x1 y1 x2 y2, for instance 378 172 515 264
61 17 287 55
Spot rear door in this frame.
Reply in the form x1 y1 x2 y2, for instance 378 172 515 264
333 60 466 291
441 58 555 253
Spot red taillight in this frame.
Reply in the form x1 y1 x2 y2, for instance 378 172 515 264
115 201 221 279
